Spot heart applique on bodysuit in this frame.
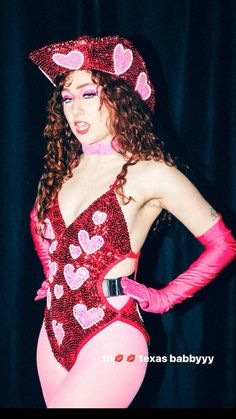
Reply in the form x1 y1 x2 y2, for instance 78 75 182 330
54 284 64 299
64 264 89 290
43 218 55 240
73 303 105 329
49 261 57 283
52 320 65 346
49 240 58 254
69 244 82 259
92 210 107 225
78 230 104 254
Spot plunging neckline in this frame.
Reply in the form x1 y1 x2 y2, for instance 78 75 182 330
56 180 117 230
55 176 139 258
56 158 128 230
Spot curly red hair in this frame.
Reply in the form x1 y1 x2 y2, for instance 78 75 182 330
35 69 177 231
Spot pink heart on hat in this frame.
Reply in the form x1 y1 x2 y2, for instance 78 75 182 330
52 50 84 70
113 44 133 75
73 303 105 329
135 72 151 101
52 320 65 346
78 230 104 254
69 244 82 259
64 264 89 290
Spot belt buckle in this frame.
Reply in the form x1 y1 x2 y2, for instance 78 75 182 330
103 277 124 297
103 274 134 298
109 278 121 297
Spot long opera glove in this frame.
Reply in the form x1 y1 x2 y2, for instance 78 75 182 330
30 206 50 301
121 214 236 313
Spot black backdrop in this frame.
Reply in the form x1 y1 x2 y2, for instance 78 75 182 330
1 0 235 409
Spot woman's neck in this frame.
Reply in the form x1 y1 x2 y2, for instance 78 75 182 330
81 140 117 155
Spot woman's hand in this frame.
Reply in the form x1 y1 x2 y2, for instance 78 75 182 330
121 277 172 313
121 277 149 307
122 214 236 314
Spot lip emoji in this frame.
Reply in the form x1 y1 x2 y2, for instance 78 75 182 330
115 354 124 362
127 354 136 362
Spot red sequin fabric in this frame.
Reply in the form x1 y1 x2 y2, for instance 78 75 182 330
43 179 150 371
29 35 155 111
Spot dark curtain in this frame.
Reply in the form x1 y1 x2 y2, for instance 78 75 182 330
1 0 235 409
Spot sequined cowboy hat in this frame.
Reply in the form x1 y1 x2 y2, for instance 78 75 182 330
29 35 155 111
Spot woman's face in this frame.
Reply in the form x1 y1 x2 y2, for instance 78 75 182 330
61 70 113 145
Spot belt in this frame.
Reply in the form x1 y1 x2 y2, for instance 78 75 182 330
103 273 134 298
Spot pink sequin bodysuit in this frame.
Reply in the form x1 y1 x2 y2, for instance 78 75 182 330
43 176 150 371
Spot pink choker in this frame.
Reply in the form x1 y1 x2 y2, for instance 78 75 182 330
81 141 118 155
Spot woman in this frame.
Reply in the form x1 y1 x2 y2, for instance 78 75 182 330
29 35 236 408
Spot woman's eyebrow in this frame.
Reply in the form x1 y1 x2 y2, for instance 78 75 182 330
62 83 97 92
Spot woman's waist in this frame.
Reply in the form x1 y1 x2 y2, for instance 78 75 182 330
48 271 134 298
102 273 134 298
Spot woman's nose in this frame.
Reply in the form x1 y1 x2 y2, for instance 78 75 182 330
71 99 85 116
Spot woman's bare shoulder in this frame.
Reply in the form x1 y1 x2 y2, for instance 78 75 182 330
129 158 177 190
125 159 173 205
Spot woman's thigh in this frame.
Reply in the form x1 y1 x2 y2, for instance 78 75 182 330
36 321 68 405
47 320 149 408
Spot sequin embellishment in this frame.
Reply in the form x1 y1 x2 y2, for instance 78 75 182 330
64 264 89 290
73 304 105 329
48 261 57 283
43 218 55 240
113 43 133 75
52 320 65 346
69 244 82 259
54 284 64 299
47 287 52 310
92 210 107 225
78 230 104 254
135 71 151 101
49 240 58 254
52 50 84 69
43 174 150 371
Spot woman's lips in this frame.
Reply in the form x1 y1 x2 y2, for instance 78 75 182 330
74 122 90 135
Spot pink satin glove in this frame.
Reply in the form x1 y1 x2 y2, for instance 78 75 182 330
30 205 50 300
34 280 50 301
121 214 236 313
